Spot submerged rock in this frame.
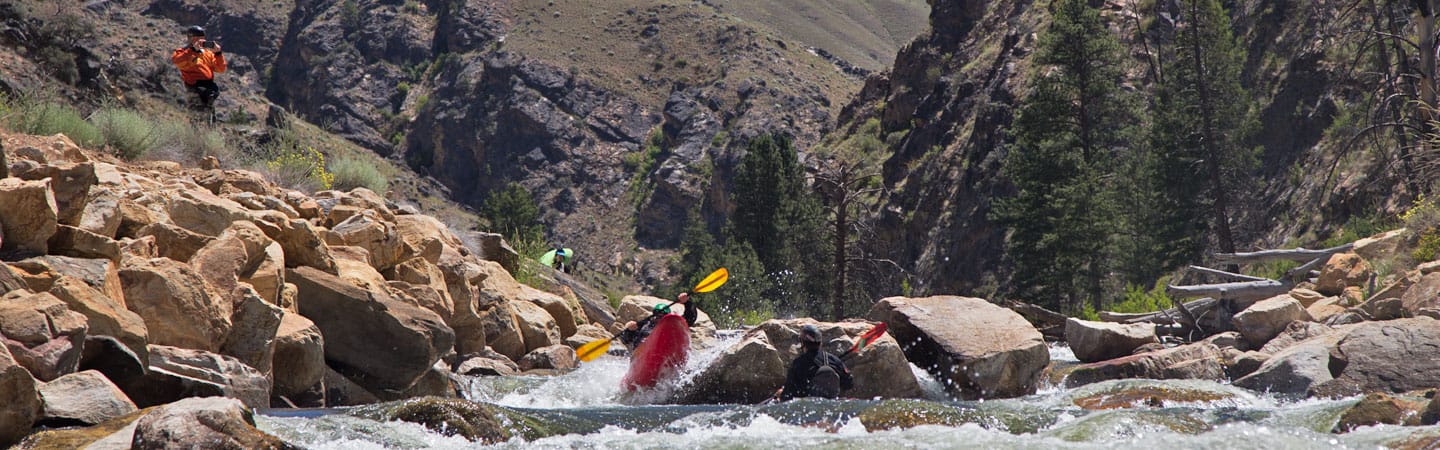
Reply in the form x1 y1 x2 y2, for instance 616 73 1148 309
130 397 298 449
352 397 510 444
1068 381 1235 410
1332 391 1431 432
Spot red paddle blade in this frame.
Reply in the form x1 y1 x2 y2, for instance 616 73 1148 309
848 322 888 354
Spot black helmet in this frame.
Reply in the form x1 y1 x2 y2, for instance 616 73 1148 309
186 25 206 37
800 324 822 343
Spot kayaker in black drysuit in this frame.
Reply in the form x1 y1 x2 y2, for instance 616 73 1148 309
775 324 853 401
618 292 697 350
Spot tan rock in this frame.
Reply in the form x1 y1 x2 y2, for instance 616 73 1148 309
190 221 272 308
120 235 159 262
119 258 231 352
1353 229 1407 262
78 187 122 238
1064 342 1226 387
49 224 121 262
254 218 336 273
1233 295 1313 348
37 370 137 426
868 296 1049 399
529 294 579 339
240 242 285 307
1341 286 1365 307
325 204 363 227
1402 272 1440 314
11 256 125 307
388 281 454 324
388 257 452 315
164 187 255 237
0 290 89 381
279 282 298 313
331 210 405 271
219 287 283 376
336 256 389 292
1317 253 1373 296
11 162 97 226
282 191 321 220
563 324 612 349
1306 297 1347 323
49 276 149 361
0 344 42 448
1064 318 1159 363
115 195 169 239
0 177 58 254
511 300 562 354
228 192 301 219
271 311 324 399
394 215 462 264
137 222 213 263
477 302 526 361
194 169 276 196
1287 288 1325 308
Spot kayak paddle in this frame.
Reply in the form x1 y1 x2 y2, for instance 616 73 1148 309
843 322 887 357
576 268 730 362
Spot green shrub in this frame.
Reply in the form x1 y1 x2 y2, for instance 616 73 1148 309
1415 230 1440 263
1249 259 1300 281
330 156 389 193
1109 278 1173 314
263 146 333 192
90 108 162 159
5 101 102 148
1321 213 1395 249
149 122 231 165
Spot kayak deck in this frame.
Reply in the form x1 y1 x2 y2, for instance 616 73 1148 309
621 313 690 391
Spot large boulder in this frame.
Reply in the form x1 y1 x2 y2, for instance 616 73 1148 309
1317 253 1373 296
48 224 121 261
1309 317 1440 397
1332 392 1432 432
528 294 579 338
1401 272 1440 314
477 302 527 361
121 345 270 409
10 255 125 305
511 300 562 354
136 222 213 262
1233 295 1312 348
163 187 255 237
677 320 921 404
330 210 406 271
219 287 284 376
78 335 147 388
1063 342 1226 388
289 266 455 393
119 257 231 352
1234 329 1349 395
254 217 337 273
0 344 42 448
1257 321 1335 354
189 221 273 307
867 296 1048 399
37 369 137 426
240 242 286 308
0 290 89 381
453 349 520 377
1064 318 1159 363
1353 229 1407 262
48 275 149 363
0 177 58 255
11 161 96 226
387 257 454 321
270 312 325 402
129 396 298 449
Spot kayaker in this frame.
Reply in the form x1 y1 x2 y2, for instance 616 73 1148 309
774 324 852 401
619 292 697 349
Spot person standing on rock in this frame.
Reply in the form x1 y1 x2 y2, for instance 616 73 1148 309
619 292 697 349
171 25 226 112
774 324 852 401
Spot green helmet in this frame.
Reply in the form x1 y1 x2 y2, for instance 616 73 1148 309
652 303 671 314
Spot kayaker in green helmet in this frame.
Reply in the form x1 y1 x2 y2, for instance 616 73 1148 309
618 292 697 349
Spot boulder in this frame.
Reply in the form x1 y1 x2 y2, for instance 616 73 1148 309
289 266 455 393
219 287 284 376
517 345 578 371
1288 288 1326 308
0 177 58 255
868 296 1048 399
335 252 390 292
1363 297 1408 321
0 290 88 381
1201 331 1245 351
1401 272 1440 314
1332 392 1432 432
240 242 286 307
563 324 612 349
1257 321 1334 354
115 196 169 239
11 162 96 226
353 397 509 444
389 281 455 325
1234 332 1346 395
37 370 137 426
330 210 406 271
1353 229 1407 261
229 193 302 220
1226 351 1269 379
11 255 125 304
119 258 231 352
387 257 454 321
677 320 921 404
392 363 457 400
271 312 325 400
122 345 270 409
438 256 488 355
394 215 456 264
511 300 562 354
322 366 381 407
528 294 579 338
254 218 337 273
1306 297 1348 323
190 221 273 307
1309 318 1440 397
1064 318 1159 363
49 275 149 361
129 397 298 449
1063 342 1226 388
1317 253 1372 296
1233 295 1312 348
48 224 121 261
453 349 520 377
163 188 255 237
477 302 527 361
194 169 275 196
137 222 213 263
0 344 42 448
282 191 321 220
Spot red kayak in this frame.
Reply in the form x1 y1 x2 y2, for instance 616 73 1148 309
621 314 690 391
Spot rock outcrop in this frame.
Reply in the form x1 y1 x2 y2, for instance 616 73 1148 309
868 296 1047 399
1064 318 1159 363
129 397 298 449
36 370 137 427
1064 343 1227 388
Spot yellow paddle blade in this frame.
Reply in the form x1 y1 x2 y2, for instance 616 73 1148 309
692 268 729 293
576 337 613 362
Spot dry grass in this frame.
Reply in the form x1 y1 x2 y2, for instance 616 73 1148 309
705 0 929 70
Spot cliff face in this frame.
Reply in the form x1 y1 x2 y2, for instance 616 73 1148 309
841 0 1387 296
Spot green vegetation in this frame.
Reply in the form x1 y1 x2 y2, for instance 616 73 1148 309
1110 279 1174 314
90 108 163 159
481 182 544 244
1 98 102 148
991 0 1139 314
330 155 390 194
1402 195 1440 262
265 146 335 192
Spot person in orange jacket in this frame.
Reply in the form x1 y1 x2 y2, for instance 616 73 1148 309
171 25 226 110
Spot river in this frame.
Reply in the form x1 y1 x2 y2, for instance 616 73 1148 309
253 334 1439 449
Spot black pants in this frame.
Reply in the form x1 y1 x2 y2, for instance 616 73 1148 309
186 79 220 109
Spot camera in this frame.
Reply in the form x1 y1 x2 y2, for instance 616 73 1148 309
202 40 217 48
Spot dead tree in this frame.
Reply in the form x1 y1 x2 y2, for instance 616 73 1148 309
1101 243 1354 339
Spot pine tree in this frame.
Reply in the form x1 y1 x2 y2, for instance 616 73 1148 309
1147 0 1255 263
992 0 1138 312
480 182 542 243
729 133 832 316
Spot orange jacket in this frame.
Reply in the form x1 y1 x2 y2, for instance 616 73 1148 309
171 46 226 85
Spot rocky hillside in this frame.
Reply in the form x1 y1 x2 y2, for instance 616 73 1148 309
836 0 1397 297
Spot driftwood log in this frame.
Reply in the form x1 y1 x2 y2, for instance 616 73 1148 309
1099 243 1354 339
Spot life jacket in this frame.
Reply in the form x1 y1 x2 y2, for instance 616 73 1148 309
171 46 226 85
809 351 841 398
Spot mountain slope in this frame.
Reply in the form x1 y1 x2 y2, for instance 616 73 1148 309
703 0 930 71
